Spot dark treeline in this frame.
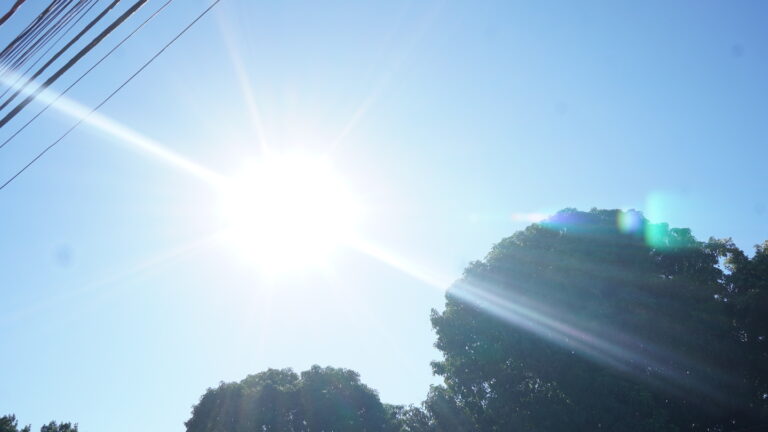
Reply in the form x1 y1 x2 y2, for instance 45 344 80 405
424 209 768 431
185 209 768 432
0 416 76 432
6 209 767 431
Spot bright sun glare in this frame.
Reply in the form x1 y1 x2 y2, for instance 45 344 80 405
219 153 361 273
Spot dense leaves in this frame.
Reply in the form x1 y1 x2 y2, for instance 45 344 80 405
0 416 76 432
429 208 768 431
185 366 399 432
0 416 28 432
38 423 77 432
723 240 768 421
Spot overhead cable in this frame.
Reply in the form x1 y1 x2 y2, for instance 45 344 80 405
0 0 98 104
0 0 175 150
3 0 89 74
0 0 123 114
0 1 57 61
0 0 28 27
0 0 222 191
0 0 72 73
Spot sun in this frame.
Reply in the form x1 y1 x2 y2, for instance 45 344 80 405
218 153 361 273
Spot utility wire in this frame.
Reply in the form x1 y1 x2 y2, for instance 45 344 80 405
4 0 88 74
0 0 98 104
0 0 57 61
1 1 102 83
0 0 101 101
0 0 144 128
0 0 122 114
1 0 75 71
0 0 175 151
3 0 72 72
1 1 90 89
0 0 222 192
0 1 72 84
0 0 28 27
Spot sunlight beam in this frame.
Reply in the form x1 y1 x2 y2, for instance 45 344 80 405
347 236 453 290
214 8 269 154
329 1 444 153
0 234 216 329
448 279 732 401
348 234 731 402
0 73 225 187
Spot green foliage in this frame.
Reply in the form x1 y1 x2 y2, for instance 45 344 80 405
0 416 30 432
185 365 399 432
429 208 766 431
0 416 76 432
386 405 434 432
723 240 768 421
39 422 77 432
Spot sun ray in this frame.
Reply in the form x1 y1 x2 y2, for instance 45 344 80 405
0 234 217 329
0 73 225 187
448 278 733 401
329 1 445 153
214 7 269 154
346 236 453 290
348 235 730 401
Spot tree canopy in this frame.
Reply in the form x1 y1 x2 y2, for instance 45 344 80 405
185 365 399 432
429 208 768 431
183 208 767 432
0 416 77 432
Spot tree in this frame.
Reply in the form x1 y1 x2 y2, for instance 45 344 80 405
430 208 764 431
38 423 77 432
723 240 768 422
387 403 441 432
0 416 30 432
185 365 399 432
0 416 76 432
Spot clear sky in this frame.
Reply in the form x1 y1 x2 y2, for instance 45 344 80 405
1 1 767 431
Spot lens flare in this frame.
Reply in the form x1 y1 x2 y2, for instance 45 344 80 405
617 209 643 234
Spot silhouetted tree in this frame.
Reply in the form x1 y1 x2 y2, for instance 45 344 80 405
387 404 435 432
722 240 768 423
0 416 29 432
185 365 399 432
430 208 764 431
38 423 77 432
0 416 76 432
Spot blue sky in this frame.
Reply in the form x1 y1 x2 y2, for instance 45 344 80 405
1 1 767 431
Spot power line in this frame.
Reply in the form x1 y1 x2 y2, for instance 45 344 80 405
0 0 58 61
3 0 91 74
0 0 28 27
0 0 112 99
0 0 122 114
0 0 94 97
1 0 77 72
0 0 222 192
0 0 65 67
0 0 174 151
0 0 143 128
2 0 72 74
0 0 99 104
